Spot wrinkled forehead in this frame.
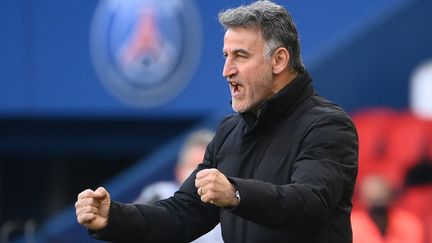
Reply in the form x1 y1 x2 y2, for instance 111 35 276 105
222 27 264 52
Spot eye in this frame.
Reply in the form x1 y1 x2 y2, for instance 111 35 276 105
222 52 228 58
235 54 248 61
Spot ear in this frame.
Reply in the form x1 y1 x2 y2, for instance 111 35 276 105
271 47 290 75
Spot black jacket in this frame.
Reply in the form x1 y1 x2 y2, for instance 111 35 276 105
92 72 358 243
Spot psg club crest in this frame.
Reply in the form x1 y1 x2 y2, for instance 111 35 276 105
90 0 202 107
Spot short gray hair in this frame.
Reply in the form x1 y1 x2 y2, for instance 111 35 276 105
219 0 305 73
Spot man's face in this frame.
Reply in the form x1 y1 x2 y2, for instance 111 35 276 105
222 27 275 113
176 145 206 184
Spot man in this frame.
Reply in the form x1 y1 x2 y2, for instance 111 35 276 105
75 1 358 242
134 129 222 243
351 175 424 243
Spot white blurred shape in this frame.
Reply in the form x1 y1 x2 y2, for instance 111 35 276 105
410 60 432 119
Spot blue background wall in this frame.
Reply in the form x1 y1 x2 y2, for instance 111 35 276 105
0 0 431 242
2 0 429 119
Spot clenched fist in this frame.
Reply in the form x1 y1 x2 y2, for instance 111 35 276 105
75 187 110 230
195 168 239 207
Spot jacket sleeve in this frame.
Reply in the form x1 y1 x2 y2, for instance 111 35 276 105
228 113 358 229
90 116 239 242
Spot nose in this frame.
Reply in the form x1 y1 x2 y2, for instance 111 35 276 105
222 58 237 79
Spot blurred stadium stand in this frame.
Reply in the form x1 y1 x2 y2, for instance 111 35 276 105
0 0 431 242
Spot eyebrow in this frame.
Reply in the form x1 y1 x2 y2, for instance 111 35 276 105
222 48 251 56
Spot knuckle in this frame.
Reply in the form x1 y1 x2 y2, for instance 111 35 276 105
206 184 214 190
77 215 85 224
85 205 96 213
208 174 216 182
79 205 89 214
88 198 96 205
208 183 214 189
75 199 87 209
76 208 84 217
83 213 93 221
209 191 217 199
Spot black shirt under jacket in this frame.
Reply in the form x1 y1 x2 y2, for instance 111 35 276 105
91 72 359 243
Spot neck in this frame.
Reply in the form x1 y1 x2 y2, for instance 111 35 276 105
272 70 298 94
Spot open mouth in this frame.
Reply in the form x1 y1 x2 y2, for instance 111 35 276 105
229 81 242 97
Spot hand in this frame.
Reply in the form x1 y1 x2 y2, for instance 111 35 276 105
75 187 110 230
195 168 239 207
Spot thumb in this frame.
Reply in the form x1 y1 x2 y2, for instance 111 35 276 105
94 187 109 200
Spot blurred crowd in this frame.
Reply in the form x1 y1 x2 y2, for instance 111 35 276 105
351 60 432 243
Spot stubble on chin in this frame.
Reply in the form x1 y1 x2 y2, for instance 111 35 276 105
231 98 247 113
231 100 241 113
231 99 257 113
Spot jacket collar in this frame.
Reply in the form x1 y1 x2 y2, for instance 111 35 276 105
240 71 314 129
